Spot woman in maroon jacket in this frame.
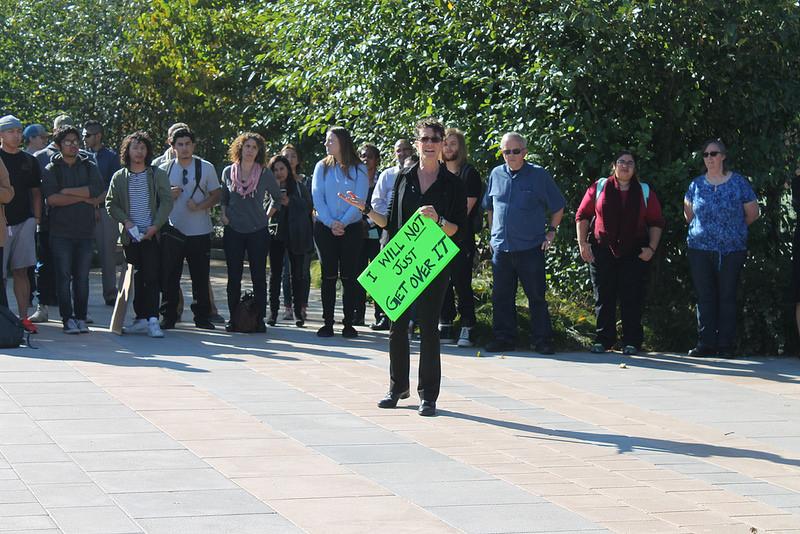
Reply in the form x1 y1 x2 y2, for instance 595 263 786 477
575 151 665 355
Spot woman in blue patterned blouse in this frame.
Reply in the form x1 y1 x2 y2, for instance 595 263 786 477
684 139 760 358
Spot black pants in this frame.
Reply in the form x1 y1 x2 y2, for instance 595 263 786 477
388 267 451 402
354 238 382 322
313 221 363 326
589 245 650 350
0 247 6 307
124 238 161 320
269 238 304 319
160 232 212 323
441 240 476 327
223 226 269 321
35 230 58 306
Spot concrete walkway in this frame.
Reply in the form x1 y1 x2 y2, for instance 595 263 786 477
1 265 800 533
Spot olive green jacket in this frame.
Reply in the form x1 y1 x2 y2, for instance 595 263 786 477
105 166 173 245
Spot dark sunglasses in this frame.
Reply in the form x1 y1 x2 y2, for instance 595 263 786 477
418 136 442 144
703 151 721 158
182 168 189 186
502 148 523 155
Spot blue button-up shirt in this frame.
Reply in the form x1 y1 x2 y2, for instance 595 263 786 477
311 160 368 227
483 162 566 252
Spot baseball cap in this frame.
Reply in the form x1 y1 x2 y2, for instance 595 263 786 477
23 124 49 142
53 114 74 130
0 115 23 132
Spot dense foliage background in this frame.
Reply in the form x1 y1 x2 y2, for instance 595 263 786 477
2 0 799 353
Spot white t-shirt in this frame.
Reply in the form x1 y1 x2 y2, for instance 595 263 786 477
161 157 220 236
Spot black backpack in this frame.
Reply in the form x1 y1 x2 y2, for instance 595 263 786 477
0 306 25 348
230 291 260 333
165 157 205 198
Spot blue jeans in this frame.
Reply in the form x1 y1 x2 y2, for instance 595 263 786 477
491 247 553 345
687 248 746 350
49 236 93 322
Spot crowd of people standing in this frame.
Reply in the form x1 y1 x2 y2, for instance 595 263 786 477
0 112 767 413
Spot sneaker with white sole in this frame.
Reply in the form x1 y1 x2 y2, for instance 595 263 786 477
147 317 164 338
123 318 149 335
456 326 473 347
85 313 94 324
29 305 48 323
63 318 80 335
77 320 90 333
282 306 294 320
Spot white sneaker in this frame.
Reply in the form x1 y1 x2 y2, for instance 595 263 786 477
147 317 164 338
438 323 456 344
457 326 474 347
85 313 94 324
63 318 80 335
123 318 148 335
29 305 48 323
282 306 294 320
77 320 90 334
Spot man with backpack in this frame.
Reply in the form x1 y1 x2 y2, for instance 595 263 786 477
158 127 221 330
42 126 104 334
439 128 483 347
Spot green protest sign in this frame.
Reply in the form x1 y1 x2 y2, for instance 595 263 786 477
358 212 459 322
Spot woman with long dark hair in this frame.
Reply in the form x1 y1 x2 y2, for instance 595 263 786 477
220 132 282 332
576 151 665 355
267 155 313 327
311 127 368 338
684 139 759 357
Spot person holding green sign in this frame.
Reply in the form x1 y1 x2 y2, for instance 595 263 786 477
340 118 466 417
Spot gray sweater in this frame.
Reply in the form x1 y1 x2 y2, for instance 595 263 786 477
221 165 281 233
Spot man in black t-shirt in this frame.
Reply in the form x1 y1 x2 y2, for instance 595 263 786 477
439 127 482 347
0 115 43 334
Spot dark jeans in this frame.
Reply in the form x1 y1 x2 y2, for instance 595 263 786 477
50 236 93 322
589 245 649 349
36 230 58 306
224 226 269 321
313 221 363 326
354 238 382 322
281 250 312 309
441 240 476 327
388 267 451 402
491 246 553 345
124 238 162 319
160 232 212 323
687 248 746 350
0 247 6 307
269 239 304 318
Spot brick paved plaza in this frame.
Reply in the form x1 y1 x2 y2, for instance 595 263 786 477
1 264 800 533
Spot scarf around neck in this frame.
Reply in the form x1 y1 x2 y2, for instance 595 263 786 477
231 162 262 198
598 175 643 257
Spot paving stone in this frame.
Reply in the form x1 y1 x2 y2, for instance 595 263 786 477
91 468 237 493
0 502 48 516
13 462 92 485
314 443 450 464
427 502 601 533
0 489 37 504
0 514 58 531
69 449 208 471
48 505 143 534
349 460 494 484
0 443 70 463
136 513 300 534
38 417 159 436
28 483 116 508
235 473 392 501
55 432 184 452
113 488 272 518
388 479 544 507
182 438 307 458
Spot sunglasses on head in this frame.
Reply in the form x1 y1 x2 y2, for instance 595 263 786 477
502 148 523 155
703 151 721 158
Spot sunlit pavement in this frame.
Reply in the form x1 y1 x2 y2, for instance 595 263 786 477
1 261 800 533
